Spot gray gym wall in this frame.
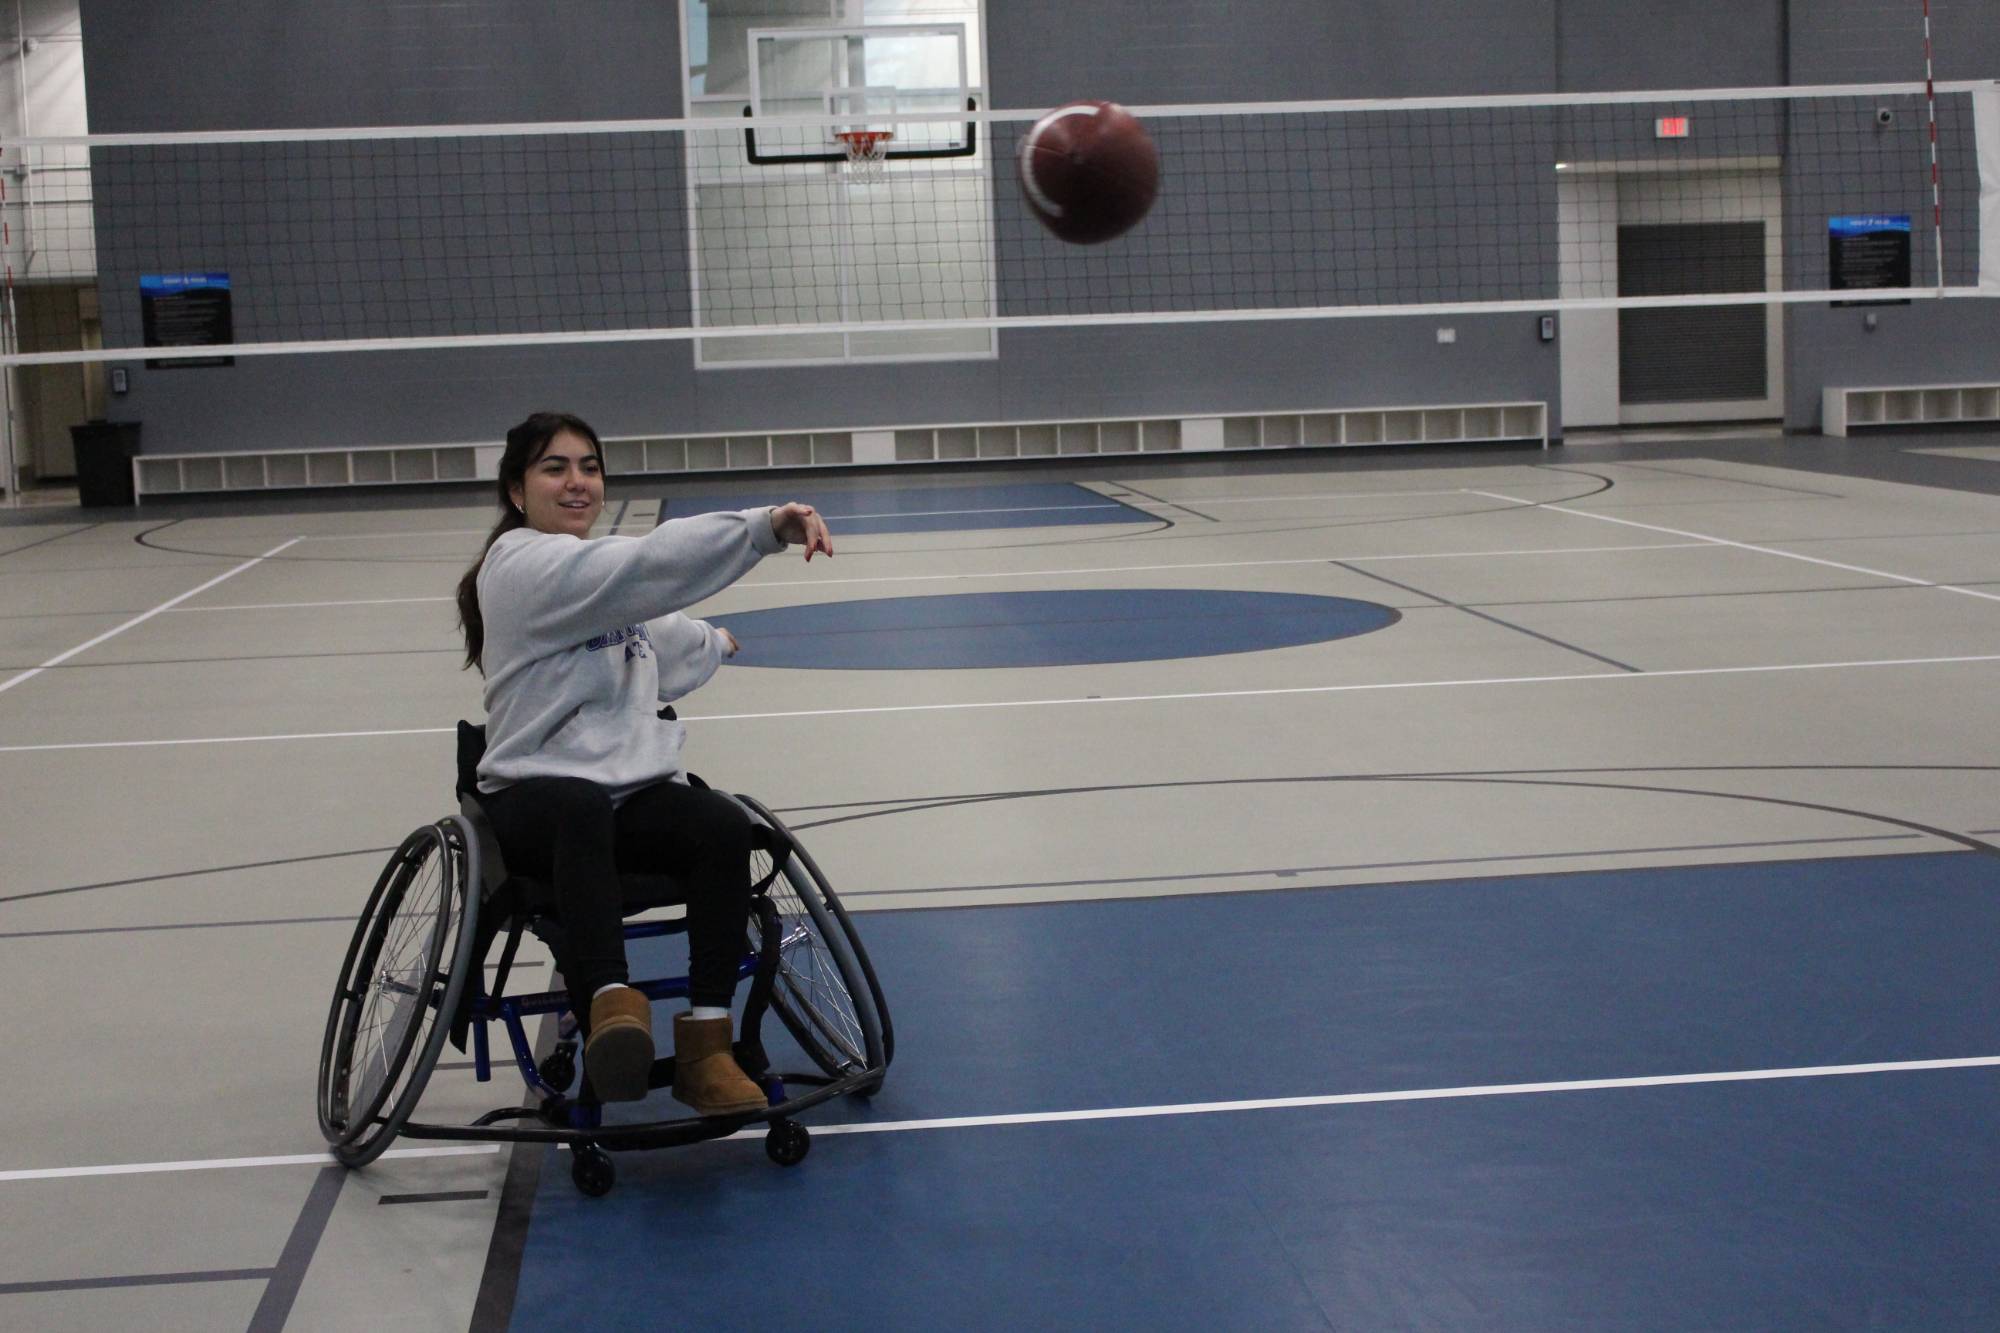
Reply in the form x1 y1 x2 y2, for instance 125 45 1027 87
74 0 2000 454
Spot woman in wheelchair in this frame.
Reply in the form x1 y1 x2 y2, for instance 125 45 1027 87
453 410 833 1114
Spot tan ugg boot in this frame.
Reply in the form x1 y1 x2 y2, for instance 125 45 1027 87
671 1013 768 1117
584 987 654 1103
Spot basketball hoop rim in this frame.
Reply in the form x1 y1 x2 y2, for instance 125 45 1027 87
835 128 895 159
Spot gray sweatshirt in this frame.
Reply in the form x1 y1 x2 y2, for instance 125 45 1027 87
475 506 786 799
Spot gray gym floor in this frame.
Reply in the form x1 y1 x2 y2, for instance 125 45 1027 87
3 427 1998 1329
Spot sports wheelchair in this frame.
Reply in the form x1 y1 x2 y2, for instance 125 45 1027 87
316 721 891 1197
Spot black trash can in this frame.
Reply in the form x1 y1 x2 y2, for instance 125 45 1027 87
70 420 143 507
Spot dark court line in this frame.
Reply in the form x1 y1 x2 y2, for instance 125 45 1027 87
0 845 395 908
0 646 458 672
1580 460 1851 499
0 1268 274 1295
0 605 159 622
776 763 2000 820
1331 558 1644 672
845 833 1923 898
470 1010 562 1333
0 916 555 942
0 915 357 941
245 1166 344 1333
1457 578 2000 613
0 522 103 560
379 1190 490 1206
1113 481 1221 522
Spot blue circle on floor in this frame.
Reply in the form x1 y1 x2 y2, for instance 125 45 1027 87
719 589 1400 670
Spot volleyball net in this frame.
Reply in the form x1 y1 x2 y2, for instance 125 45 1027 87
0 79 1994 369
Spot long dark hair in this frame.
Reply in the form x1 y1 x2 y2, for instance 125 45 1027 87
455 411 605 673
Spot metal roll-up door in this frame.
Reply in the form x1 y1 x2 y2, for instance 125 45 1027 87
1617 222 1767 405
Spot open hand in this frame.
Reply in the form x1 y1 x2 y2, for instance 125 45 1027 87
771 502 833 561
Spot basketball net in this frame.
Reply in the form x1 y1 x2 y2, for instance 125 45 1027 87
835 129 893 181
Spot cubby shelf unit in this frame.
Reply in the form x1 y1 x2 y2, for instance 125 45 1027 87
1822 383 2000 437
134 441 484 498
128 401 1549 500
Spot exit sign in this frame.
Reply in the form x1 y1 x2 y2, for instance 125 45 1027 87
1656 116 1690 138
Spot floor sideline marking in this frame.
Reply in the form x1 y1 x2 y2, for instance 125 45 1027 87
0 1144 497 1184
1468 490 2000 605
724 1055 2000 1142
171 595 452 612
0 537 302 698
274 487 1502 544
158 543 1716 611
13 1058 1992 1180
2 654 1997 752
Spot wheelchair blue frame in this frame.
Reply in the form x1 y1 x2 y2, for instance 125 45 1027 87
466 922 763 1109
321 779 891 1195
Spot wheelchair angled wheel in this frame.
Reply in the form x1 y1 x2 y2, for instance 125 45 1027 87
317 817 479 1168
739 796 892 1089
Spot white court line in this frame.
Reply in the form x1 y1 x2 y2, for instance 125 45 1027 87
741 542 1714 590
1469 490 2000 605
3 653 1996 753
160 543 1716 611
0 1144 498 1184
14 1058 1990 1181
276 487 1502 544
170 595 453 613
289 502 1132 543
0 538 301 698
723 1054 2000 1141
0 726 454 753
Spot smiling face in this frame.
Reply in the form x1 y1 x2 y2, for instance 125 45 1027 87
509 429 604 538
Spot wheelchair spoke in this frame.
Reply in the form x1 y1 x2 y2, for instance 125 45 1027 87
336 829 459 1135
757 864 871 1074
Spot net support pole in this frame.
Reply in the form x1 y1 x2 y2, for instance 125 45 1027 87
1976 82 2000 295
1922 0 1945 289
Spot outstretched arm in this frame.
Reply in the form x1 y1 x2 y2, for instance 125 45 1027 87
770 502 834 560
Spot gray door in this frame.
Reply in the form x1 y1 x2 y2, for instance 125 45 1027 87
1617 222 1769 411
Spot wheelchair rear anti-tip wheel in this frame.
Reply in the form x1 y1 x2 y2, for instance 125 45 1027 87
317 817 479 1168
571 1142 616 1197
740 796 892 1092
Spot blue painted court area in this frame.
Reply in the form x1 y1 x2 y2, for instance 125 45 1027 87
719 589 1401 669
654 482 1152 535
506 851 2000 1329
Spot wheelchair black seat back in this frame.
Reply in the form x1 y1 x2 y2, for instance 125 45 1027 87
315 721 891 1196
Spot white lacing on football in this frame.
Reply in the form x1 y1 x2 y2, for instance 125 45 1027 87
1016 103 1101 219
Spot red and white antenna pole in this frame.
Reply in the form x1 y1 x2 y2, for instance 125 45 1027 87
1922 0 1945 288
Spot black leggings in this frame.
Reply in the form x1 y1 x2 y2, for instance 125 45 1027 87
479 776 755 1013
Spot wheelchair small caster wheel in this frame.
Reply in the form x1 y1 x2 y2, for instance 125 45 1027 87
571 1143 615 1197
537 1045 577 1092
765 1120 810 1167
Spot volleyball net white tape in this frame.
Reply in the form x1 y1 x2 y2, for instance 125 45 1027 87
0 80 1992 369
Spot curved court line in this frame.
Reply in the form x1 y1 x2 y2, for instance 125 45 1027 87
834 833 1924 900
0 536 301 699
15 764 1986 916
3 654 1998 753
725 1056 2000 1142
782 769 2000 863
778 762 2000 817
1587 460 1850 499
